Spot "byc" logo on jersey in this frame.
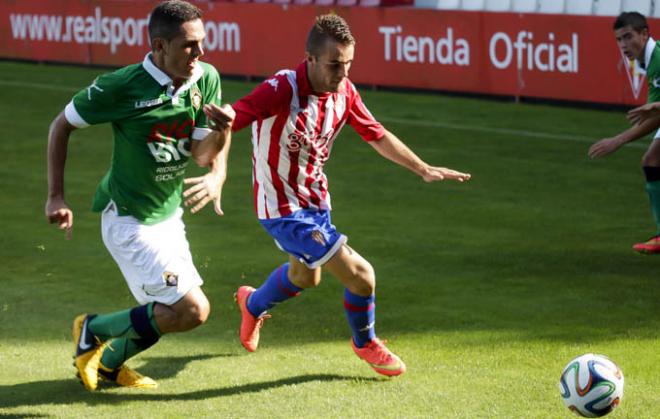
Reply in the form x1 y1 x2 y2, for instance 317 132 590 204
287 128 335 152
147 120 193 163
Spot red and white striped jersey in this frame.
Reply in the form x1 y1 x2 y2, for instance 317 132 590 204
233 61 385 219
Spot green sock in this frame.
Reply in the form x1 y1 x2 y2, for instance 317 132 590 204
94 303 162 371
646 180 660 234
87 303 160 341
100 338 146 371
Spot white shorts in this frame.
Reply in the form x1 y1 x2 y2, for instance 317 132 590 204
101 202 203 306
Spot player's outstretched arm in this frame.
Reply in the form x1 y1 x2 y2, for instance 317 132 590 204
45 111 77 240
369 130 471 183
191 103 235 168
186 103 236 215
588 117 660 159
185 133 232 215
627 102 660 126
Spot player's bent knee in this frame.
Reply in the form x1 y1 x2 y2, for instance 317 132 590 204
289 267 321 289
642 156 660 167
190 299 211 327
294 274 321 288
355 278 375 296
179 306 208 330
175 295 210 330
352 263 376 295
642 146 660 166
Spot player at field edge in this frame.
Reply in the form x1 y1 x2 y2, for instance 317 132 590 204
589 12 660 254
45 0 232 391
194 14 471 377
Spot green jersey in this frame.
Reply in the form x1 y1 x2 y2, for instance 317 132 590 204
65 54 222 224
643 38 660 103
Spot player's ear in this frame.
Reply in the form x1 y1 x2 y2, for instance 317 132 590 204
305 52 316 64
151 37 166 54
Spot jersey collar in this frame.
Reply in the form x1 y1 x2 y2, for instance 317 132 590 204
142 53 204 98
297 61 315 97
641 37 656 70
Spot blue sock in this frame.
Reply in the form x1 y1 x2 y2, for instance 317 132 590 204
247 263 302 317
344 289 376 348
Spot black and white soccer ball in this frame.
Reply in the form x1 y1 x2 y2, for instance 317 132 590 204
559 353 624 417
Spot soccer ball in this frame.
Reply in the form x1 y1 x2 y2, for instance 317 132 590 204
559 353 624 417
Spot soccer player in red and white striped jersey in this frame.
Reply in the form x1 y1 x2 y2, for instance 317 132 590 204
195 14 470 376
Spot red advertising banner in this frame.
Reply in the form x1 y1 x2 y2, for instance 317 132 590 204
0 0 650 105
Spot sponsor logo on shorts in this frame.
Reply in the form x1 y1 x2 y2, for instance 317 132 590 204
163 271 179 287
311 230 326 246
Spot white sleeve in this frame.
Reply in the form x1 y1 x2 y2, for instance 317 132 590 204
192 127 213 141
64 101 90 128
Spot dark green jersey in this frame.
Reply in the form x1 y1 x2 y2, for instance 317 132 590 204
65 54 222 224
642 38 660 103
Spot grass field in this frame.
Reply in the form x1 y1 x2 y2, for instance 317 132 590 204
1 60 659 418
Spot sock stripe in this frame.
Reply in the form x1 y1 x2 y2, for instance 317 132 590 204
129 303 160 341
343 301 375 312
277 267 301 297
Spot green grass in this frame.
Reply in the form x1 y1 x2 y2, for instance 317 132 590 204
1 60 659 418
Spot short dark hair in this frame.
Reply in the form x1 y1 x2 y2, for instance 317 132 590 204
306 14 355 56
613 12 648 32
149 0 203 43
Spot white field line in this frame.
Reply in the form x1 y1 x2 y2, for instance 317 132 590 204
2 79 647 149
1 79 80 92
380 116 648 149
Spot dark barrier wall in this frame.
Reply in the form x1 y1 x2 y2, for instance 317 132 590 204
1 0 652 105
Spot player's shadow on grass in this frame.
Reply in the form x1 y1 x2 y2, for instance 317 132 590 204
0 353 226 409
92 373 382 404
0 353 382 409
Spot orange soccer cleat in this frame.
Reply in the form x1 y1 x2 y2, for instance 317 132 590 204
351 337 406 377
234 286 271 352
633 235 660 254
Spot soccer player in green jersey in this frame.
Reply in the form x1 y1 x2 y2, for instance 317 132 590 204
45 0 231 391
589 12 660 254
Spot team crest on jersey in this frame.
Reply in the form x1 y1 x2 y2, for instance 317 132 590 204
191 86 202 111
162 271 179 287
621 52 645 100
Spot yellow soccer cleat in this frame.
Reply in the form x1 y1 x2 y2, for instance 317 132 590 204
99 364 158 389
72 314 104 391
